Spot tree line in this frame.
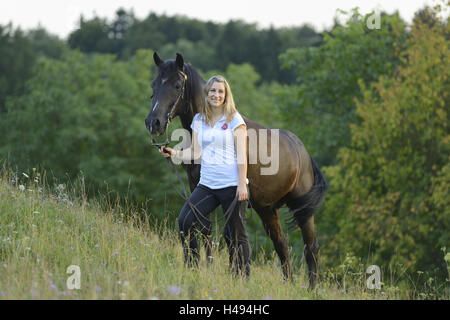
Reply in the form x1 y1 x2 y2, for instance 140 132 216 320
0 4 448 289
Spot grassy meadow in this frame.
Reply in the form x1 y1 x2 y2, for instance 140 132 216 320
0 166 447 300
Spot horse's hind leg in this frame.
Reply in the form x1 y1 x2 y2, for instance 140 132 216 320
300 216 319 289
257 206 293 281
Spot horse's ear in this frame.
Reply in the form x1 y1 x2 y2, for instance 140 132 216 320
154 52 164 66
175 53 184 71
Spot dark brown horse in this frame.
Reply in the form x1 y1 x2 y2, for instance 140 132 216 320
145 53 328 289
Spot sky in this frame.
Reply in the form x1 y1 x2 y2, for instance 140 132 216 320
0 0 440 39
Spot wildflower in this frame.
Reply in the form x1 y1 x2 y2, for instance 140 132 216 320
168 285 181 295
70 247 74 251
11 179 15 184
301 286 307 289
0 291 5 297
95 244 99 248
262 296 273 300
112 251 119 257
95 286 102 292
19 185 25 191
30 289 38 297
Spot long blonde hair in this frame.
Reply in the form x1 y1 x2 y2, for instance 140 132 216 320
201 75 237 127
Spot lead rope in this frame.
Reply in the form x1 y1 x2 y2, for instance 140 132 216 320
163 155 254 229
164 156 211 231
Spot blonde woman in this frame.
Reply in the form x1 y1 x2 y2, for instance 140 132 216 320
159 75 250 277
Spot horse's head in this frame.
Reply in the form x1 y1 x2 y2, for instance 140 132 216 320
145 52 189 136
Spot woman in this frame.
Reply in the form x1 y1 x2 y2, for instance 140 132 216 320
159 75 251 277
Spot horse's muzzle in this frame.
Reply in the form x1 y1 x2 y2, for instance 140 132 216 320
146 116 167 136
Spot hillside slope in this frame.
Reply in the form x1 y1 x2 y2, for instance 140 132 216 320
0 169 414 299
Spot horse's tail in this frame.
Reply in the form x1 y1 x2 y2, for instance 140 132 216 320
287 156 329 229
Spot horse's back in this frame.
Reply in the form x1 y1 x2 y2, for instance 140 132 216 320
243 117 313 205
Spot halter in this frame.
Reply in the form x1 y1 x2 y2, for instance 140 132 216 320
150 71 190 148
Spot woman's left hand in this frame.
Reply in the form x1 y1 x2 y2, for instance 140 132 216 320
236 182 248 201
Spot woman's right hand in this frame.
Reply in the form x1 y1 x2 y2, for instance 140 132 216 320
159 146 175 158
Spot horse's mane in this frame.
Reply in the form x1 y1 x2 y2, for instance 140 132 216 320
183 64 205 115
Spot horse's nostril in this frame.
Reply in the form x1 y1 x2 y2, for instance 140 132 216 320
150 118 160 133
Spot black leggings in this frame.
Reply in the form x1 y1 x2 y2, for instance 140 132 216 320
178 183 251 277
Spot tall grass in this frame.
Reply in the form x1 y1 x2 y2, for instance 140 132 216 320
0 165 446 300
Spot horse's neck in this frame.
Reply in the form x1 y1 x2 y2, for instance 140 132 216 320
180 112 194 132
180 67 205 131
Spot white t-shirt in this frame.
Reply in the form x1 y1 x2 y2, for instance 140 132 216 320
190 112 247 189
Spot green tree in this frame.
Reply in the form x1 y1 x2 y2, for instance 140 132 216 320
159 39 215 73
124 12 167 56
319 7 449 281
279 10 407 165
27 26 67 59
216 20 258 70
0 23 35 112
109 8 136 59
68 16 113 53
0 50 163 210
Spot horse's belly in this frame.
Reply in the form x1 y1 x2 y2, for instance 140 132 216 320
247 157 298 206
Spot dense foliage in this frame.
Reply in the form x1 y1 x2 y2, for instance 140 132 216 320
67 9 322 83
318 9 449 283
0 4 448 287
0 51 156 204
279 10 408 165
